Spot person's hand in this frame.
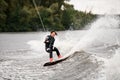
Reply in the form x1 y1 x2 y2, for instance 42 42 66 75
46 40 49 43
44 40 49 43
47 48 51 51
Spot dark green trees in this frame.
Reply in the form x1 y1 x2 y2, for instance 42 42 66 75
0 0 8 31
0 0 96 32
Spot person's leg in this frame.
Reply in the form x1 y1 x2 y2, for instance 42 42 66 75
53 47 62 58
46 48 53 62
49 51 53 62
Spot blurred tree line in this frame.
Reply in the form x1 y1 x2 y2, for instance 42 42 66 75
0 0 96 32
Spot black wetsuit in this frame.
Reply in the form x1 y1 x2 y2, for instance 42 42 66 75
44 35 60 58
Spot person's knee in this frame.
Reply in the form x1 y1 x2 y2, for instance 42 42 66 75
54 47 58 50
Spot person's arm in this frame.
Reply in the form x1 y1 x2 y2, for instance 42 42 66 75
44 36 49 43
49 39 53 49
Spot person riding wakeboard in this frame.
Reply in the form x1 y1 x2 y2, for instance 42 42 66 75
44 31 62 62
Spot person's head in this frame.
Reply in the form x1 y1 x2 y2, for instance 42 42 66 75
50 31 57 37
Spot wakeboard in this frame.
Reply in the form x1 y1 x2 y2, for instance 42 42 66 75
43 56 69 66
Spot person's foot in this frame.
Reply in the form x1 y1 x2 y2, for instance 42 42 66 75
50 58 53 62
58 55 62 59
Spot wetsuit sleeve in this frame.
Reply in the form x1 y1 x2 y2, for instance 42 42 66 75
49 40 53 49
44 36 50 43
44 35 54 49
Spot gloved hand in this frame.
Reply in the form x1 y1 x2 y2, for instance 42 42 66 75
47 48 51 52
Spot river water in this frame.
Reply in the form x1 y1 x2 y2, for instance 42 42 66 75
0 15 120 80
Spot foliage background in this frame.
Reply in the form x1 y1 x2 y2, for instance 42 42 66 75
0 0 96 32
